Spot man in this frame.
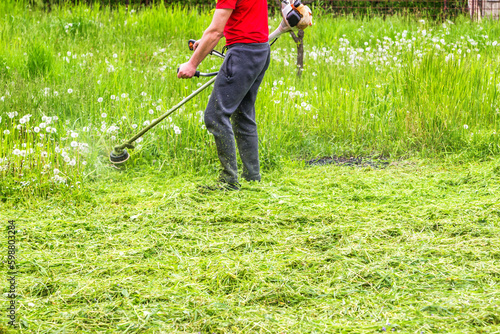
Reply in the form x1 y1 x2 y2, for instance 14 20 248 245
177 0 270 191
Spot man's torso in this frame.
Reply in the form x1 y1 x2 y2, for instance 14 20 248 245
216 0 269 45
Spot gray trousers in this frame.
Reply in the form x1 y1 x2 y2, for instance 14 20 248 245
204 43 271 184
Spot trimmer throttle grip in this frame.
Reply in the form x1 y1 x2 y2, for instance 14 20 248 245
177 67 200 77
188 39 196 51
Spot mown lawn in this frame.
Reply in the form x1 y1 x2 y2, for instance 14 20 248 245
1 157 499 333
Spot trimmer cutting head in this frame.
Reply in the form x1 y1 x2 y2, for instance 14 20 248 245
109 148 130 164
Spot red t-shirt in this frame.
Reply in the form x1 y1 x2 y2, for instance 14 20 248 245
216 0 269 45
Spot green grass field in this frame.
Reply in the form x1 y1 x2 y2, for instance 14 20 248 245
0 1 500 333
2 159 500 333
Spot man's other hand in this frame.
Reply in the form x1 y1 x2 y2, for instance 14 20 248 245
192 40 200 51
177 62 197 79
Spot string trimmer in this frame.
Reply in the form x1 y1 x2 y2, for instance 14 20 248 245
109 0 312 164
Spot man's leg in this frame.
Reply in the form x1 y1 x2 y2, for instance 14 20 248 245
204 43 270 185
231 51 270 182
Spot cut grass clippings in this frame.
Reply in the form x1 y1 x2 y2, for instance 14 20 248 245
1 158 499 333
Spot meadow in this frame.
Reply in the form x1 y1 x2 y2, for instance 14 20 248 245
1 2 500 191
0 1 499 333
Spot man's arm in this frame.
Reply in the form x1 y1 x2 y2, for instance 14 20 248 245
177 8 233 79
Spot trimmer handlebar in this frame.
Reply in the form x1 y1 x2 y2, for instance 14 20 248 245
188 39 196 51
177 39 222 78
188 39 226 59
177 68 218 77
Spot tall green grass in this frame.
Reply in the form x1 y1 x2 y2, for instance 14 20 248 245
0 2 499 193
